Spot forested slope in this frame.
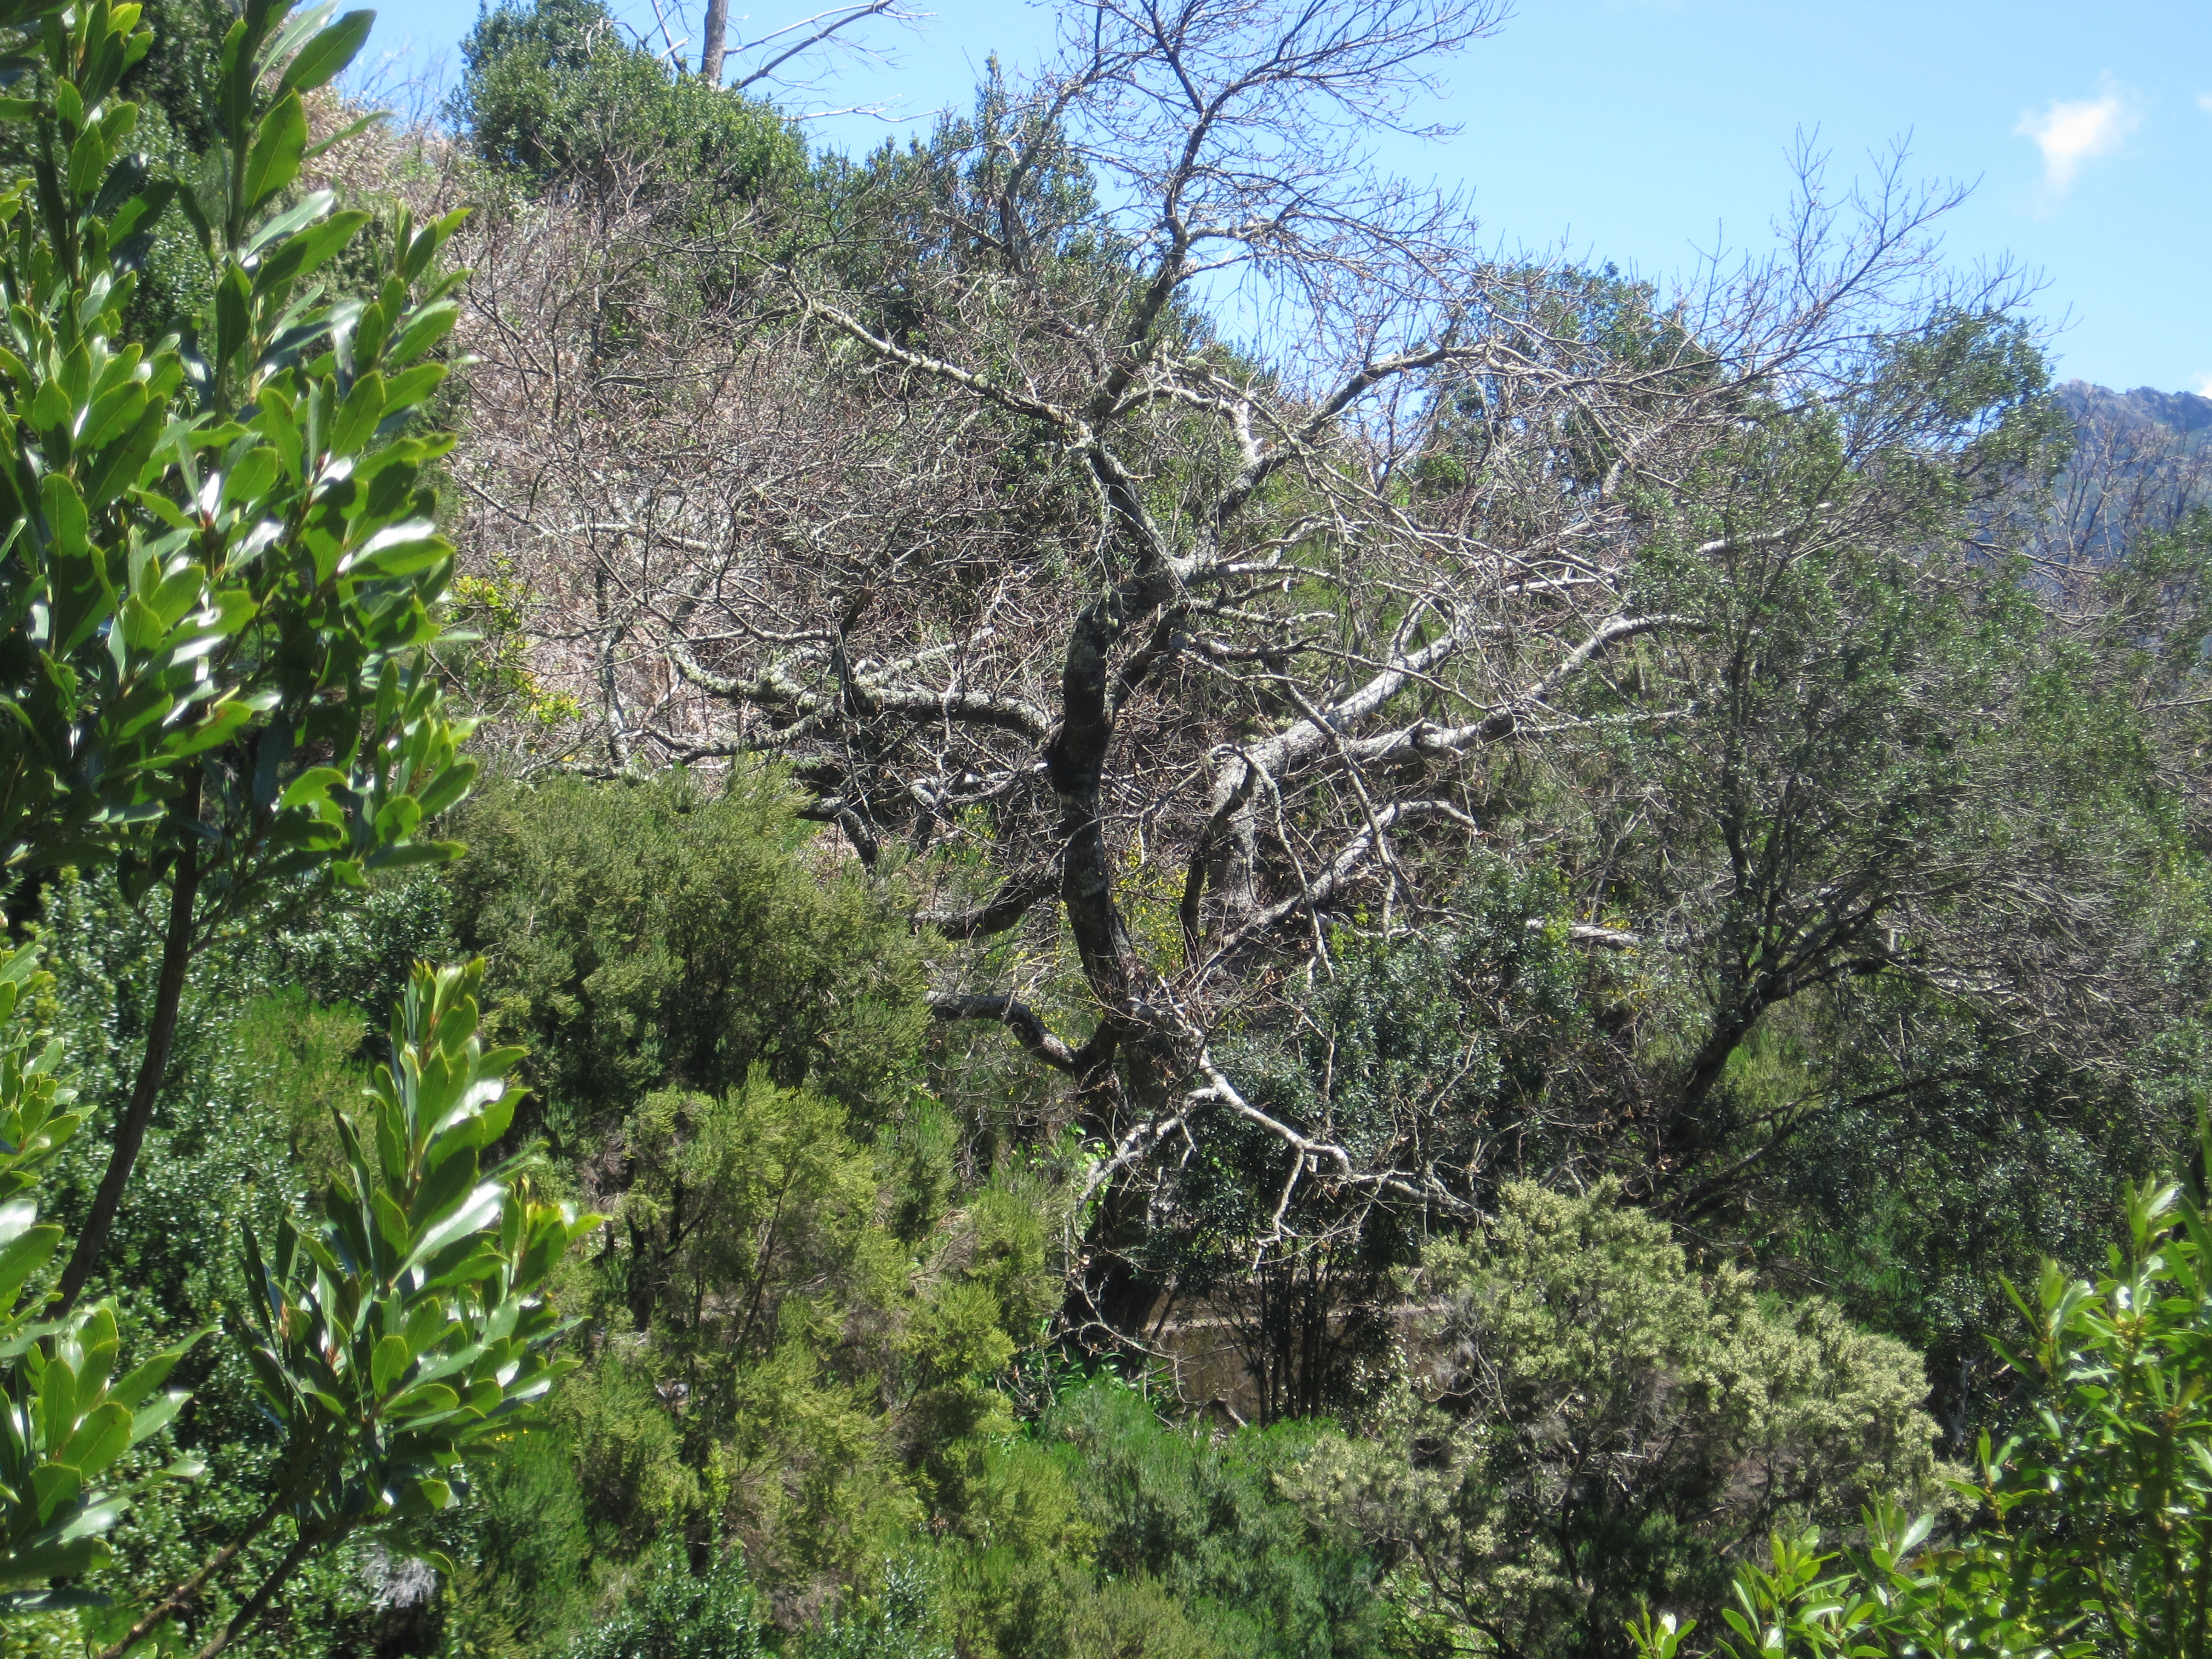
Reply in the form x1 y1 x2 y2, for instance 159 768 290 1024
0 0 2210 1655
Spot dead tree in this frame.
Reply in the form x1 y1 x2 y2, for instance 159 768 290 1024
452 0 2053 1348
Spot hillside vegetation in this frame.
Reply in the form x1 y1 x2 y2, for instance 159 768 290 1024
1 0 2211 1656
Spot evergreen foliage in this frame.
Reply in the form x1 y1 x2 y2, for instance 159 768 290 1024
446 771 931 1132
1301 1184 1940 1659
0 0 2208 1654
1635 1137 2212 1658
452 0 799 194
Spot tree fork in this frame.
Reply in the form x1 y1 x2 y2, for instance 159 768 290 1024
95 1493 287 1659
191 1530 317 1659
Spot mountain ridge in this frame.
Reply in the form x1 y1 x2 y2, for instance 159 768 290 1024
2056 379 2212 439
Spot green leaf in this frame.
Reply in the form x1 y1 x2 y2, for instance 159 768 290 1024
64 126 106 201
303 107 385 161
387 1475 451 1517
412 759 478 820
0 1222 59 1308
400 1297 447 1359
30 1460 81 1523
378 361 443 415
53 1493 129 1546
255 0 337 82
327 370 385 458
220 445 281 510
343 512 435 563
383 1381 458 1422
158 699 255 760
242 92 307 215
275 9 371 97
37 1356 76 1454
41 470 90 558
276 766 346 810
244 187 333 259
401 209 469 283
0 1536 106 1591
253 206 364 292
387 301 457 367
399 1182 503 1278
406 1144 478 1235
213 261 252 377
363 840 463 873
58 1401 130 1476
350 537 449 579
112 1330 206 1409
0 1197 40 1248
370 1332 411 1396
371 1187 411 1258
95 155 159 224
82 399 167 511
126 1390 186 1447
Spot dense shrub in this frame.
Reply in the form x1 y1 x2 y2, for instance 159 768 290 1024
1300 1183 1939 1659
454 0 800 193
565 1543 768 1659
1642 1153 2212 1658
449 771 931 1133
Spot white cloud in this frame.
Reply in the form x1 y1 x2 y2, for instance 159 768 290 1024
2195 372 2212 398
2200 93 2212 114
2017 85 2140 196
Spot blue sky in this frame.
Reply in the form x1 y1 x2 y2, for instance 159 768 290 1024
357 0 2212 394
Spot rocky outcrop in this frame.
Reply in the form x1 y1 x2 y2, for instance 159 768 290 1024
2056 380 2212 441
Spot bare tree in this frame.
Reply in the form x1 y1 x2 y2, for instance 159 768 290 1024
696 0 923 116
452 0 2059 1350
2038 385 2212 569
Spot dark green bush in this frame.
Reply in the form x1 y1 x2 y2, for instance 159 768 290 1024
567 1543 768 1659
454 0 799 193
711 1373 1401 1659
449 770 931 1133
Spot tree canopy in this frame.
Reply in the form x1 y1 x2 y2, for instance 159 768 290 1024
0 0 2205 1654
